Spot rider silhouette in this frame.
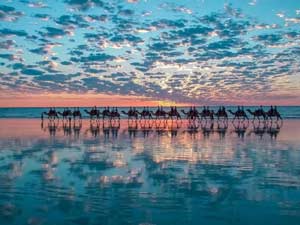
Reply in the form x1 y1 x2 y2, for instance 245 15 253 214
270 105 274 115
222 106 226 114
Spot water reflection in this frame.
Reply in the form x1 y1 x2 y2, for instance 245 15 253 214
248 120 283 139
39 119 284 141
0 119 300 225
232 120 249 139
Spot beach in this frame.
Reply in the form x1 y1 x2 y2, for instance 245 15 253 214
0 118 300 225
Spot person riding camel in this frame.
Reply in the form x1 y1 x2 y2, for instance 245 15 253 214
270 106 274 115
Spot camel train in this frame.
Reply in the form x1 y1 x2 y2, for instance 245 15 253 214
41 105 282 123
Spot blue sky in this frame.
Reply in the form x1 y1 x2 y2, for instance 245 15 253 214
0 0 300 106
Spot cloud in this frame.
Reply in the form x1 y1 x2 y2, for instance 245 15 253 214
0 28 27 37
0 0 300 104
27 1 47 8
0 40 15 49
55 15 89 28
21 68 44 76
253 34 282 45
34 13 51 21
64 0 105 11
0 53 14 60
0 5 23 22
71 53 115 63
39 27 69 38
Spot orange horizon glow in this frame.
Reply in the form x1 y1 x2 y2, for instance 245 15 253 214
0 92 299 108
0 92 191 108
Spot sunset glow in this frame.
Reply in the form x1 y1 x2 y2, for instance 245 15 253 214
0 1 300 106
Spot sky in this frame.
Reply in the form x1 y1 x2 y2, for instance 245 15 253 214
0 0 300 107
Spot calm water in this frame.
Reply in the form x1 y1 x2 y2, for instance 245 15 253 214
0 106 300 119
0 119 300 225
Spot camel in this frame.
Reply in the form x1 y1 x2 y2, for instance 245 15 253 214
42 109 59 121
167 108 181 120
247 109 267 121
58 108 72 120
199 109 214 121
181 108 200 120
100 108 111 120
121 109 138 120
72 109 82 120
151 108 168 120
138 109 152 120
103 109 120 120
84 108 100 120
265 107 282 121
214 107 228 121
228 109 248 121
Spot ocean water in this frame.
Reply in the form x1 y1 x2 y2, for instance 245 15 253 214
0 119 300 225
0 106 300 119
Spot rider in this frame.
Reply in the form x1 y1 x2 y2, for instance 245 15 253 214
218 106 222 114
241 106 244 112
189 106 193 114
270 105 274 115
259 105 263 114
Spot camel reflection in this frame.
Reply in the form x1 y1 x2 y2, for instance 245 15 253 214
140 120 153 138
73 120 82 138
41 119 82 138
40 119 282 141
248 120 282 139
41 120 59 136
267 121 282 139
216 121 228 139
103 120 120 139
62 120 72 136
201 121 214 139
187 119 199 130
128 120 138 138
168 120 182 137
232 120 249 139
85 121 100 137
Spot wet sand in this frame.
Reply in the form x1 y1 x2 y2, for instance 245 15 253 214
0 119 300 225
